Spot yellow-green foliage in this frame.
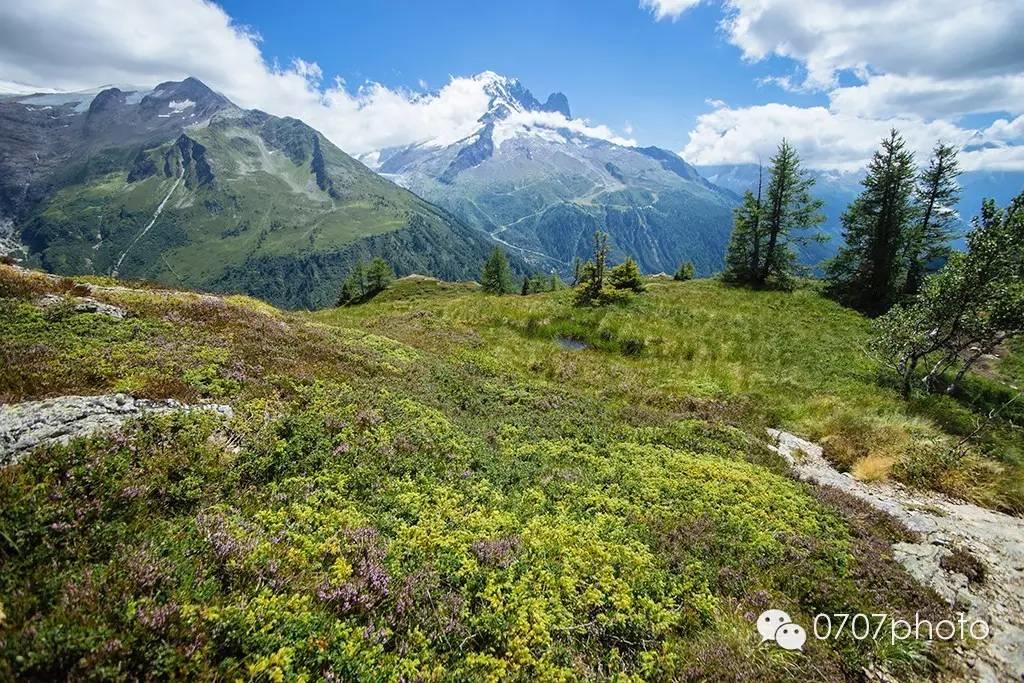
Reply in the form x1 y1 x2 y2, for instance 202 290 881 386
1 383 926 681
0 266 1003 680
315 277 1023 511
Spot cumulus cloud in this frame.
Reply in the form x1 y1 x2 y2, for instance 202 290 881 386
0 0 633 155
983 115 1024 144
493 109 636 149
640 0 703 21
664 0 1024 170
681 101 1024 172
829 73 1024 120
720 0 1024 91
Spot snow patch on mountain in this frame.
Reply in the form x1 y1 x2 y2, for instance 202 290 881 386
168 99 195 113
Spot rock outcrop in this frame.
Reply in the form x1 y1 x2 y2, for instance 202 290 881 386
769 428 1024 682
1 394 233 465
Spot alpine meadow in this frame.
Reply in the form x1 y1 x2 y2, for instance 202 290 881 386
1 1 1023 682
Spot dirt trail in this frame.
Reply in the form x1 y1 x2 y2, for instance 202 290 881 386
768 429 1024 682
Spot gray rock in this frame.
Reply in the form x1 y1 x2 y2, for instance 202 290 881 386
768 428 1024 682
35 293 128 319
1 394 233 465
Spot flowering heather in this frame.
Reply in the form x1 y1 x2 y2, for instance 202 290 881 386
470 536 521 568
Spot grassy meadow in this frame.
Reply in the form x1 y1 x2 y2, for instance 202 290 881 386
314 276 1023 513
1 264 1019 680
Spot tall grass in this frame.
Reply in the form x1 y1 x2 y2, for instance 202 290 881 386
313 277 1023 512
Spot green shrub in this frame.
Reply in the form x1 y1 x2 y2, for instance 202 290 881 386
608 257 646 292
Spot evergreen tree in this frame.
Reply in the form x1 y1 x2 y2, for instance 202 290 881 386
674 261 696 281
826 129 919 315
521 276 531 295
722 164 764 284
366 257 394 294
337 257 393 305
571 257 584 286
573 231 614 305
481 247 513 295
608 257 646 292
905 142 961 295
337 259 368 305
757 141 825 287
723 145 823 287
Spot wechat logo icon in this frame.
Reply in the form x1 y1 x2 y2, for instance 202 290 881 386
757 609 807 651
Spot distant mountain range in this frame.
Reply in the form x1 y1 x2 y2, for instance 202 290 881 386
0 78 511 308
2 74 1018 303
365 73 739 276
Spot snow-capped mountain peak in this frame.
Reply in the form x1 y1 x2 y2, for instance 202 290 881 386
470 71 570 124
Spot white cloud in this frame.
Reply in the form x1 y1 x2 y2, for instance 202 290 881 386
983 115 1024 144
661 0 1024 171
829 73 1024 120
0 1 537 155
719 0 1024 92
640 0 702 21
492 109 636 149
756 75 803 93
681 102 1024 171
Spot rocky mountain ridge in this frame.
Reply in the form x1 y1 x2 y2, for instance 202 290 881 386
0 77 515 308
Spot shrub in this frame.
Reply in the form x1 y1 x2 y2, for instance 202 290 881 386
674 261 696 281
608 257 646 292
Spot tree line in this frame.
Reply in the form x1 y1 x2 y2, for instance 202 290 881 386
336 256 394 305
722 130 1022 398
478 239 658 306
337 130 1020 401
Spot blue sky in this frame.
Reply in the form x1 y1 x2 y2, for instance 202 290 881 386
1 0 1022 172
216 0 820 150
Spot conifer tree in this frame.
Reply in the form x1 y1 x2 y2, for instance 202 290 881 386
722 165 764 283
608 257 646 292
571 257 584 286
366 257 394 294
757 141 825 287
481 247 513 295
905 142 961 295
338 257 393 305
826 129 919 315
722 145 823 287
337 258 368 305
674 261 696 281
573 231 612 305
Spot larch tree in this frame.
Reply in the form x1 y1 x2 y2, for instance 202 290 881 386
481 247 514 295
905 142 961 296
759 141 825 287
366 257 394 294
724 144 824 288
722 163 764 284
826 129 919 315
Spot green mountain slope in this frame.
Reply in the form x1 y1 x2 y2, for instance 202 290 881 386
1 79 510 308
